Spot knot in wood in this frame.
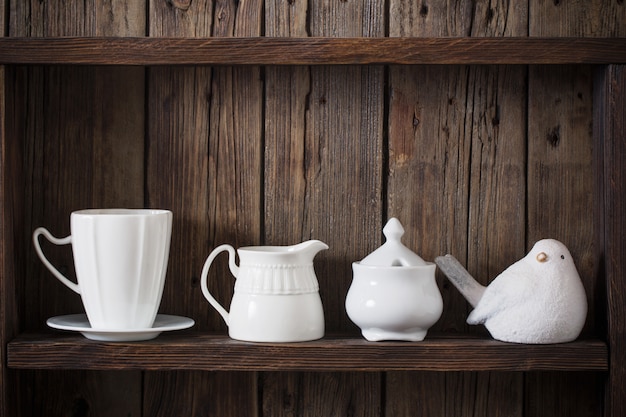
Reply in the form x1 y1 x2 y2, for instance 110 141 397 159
547 125 561 148
168 0 192 11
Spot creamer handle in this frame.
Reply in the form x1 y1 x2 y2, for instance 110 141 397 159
200 244 238 326
33 227 81 294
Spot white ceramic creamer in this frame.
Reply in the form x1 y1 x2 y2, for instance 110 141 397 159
346 218 443 341
201 240 328 342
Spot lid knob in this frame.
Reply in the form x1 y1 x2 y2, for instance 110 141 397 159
383 217 404 242
359 218 427 266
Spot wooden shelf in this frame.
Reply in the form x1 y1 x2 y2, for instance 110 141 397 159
0 37 625 65
7 332 608 372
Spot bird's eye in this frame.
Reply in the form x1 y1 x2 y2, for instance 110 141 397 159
561 254 565 260
537 252 548 262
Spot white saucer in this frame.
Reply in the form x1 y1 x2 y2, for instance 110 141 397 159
47 314 195 342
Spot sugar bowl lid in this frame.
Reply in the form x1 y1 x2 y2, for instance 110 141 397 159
360 218 428 266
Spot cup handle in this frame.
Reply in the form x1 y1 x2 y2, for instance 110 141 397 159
200 244 239 326
32 227 81 294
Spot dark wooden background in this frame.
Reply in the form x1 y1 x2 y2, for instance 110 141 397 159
2 0 625 416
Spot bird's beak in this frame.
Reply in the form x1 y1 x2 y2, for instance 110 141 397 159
536 252 548 263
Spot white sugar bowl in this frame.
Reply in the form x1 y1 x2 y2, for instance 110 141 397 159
345 218 443 341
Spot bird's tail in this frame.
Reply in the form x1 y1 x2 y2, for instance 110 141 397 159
435 254 486 308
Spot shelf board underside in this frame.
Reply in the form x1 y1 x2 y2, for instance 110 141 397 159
8 333 608 372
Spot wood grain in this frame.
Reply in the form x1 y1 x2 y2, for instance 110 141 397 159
595 64 626 417
0 6 17 415
14 370 141 417
387 1 527 416
525 372 604 417
7 1 146 416
0 63 21 417
2 1 626 417
391 0 527 37
145 0 262 416
1 37 626 65
7 333 608 372
262 372 381 417
526 2 619 416
530 0 626 38
527 64 596 327
262 0 385 415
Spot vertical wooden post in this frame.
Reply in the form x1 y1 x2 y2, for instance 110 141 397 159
263 0 385 415
595 64 626 417
0 3 13 414
0 44 18 417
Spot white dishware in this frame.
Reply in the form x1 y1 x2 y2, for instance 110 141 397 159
33 209 172 330
47 314 194 342
345 218 443 341
201 240 328 342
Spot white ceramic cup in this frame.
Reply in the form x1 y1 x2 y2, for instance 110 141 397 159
33 209 172 330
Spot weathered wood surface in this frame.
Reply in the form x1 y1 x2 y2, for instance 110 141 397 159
262 0 385 415
0 0 18 408
8 333 609 372
526 3 626 416
0 1 13 411
145 0 262 416
595 64 626 417
1 37 626 65
6 1 145 417
387 1 527 415
2 1 626 417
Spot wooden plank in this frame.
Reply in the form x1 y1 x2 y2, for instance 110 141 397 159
527 64 596 327
1 38 626 65
390 372 525 417
0 5 17 415
262 372 381 417
526 61 603 417
0 64 21 417
526 2 624 416
390 0 527 36
525 372 605 417
387 1 527 416
7 333 609 372
144 370 256 416
145 0 262 416
91 66 144 207
7 1 146 416
530 0 626 37
388 64 473 333
595 64 626 417
262 0 384 415
14 370 141 417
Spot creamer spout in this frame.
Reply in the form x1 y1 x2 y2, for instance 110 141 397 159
290 239 329 261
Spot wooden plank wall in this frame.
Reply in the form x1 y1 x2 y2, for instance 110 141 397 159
263 0 385 414
387 2 528 415
597 64 626 417
7 1 146 416
3 1 625 416
526 3 625 416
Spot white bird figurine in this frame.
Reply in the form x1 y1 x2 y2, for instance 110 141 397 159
435 239 587 344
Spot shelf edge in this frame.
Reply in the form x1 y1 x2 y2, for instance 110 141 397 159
7 333 608 372
0 37 625 65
